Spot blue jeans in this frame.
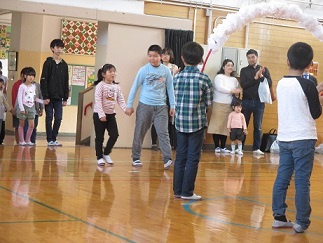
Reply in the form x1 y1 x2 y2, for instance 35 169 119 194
173 128 204 197
272 139 316 229
45 99 63 142
242 99 264 150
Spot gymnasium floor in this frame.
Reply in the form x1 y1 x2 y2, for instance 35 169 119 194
0 136 322 242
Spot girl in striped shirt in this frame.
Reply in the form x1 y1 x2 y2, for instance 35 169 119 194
93 64 128 167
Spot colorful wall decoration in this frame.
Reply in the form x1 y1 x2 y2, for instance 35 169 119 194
0 25 11 59
61 19 98 55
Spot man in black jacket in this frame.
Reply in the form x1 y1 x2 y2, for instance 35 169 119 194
40 39 69 146
240 49 272 155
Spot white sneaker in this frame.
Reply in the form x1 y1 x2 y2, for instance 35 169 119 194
164 160 173 169
220 148 231 153
237 150 243 155
214 147 221 153
230 150 235 154
103 154 113 164
19 142 26 146
132 160 142 167
253 149 264 155
97 158 105 166
293 223 305 233
26 142 35 146
53 141 62 146
272 219 294 228
181 193 202 200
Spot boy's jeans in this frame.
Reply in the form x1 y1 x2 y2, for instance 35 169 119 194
173 128 204 197
272 139 316 229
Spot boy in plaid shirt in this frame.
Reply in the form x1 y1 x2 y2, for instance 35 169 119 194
173 42 213 200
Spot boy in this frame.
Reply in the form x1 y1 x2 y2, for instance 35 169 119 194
272 42 323 233
227 100 247 155
40 39 69 146
125 45 175 169
173 41 213 200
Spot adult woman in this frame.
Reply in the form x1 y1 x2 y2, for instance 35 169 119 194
208 59 241 153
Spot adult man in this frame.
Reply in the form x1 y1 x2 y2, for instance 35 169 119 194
240 49 272 155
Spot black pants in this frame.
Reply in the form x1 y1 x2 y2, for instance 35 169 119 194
0 121 5 144
93 113 119 160
212 134 227 149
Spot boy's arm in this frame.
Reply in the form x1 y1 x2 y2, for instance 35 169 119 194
166 69 175 109
126 69 144 108
63 61 69 102
40 60 50 100
299 78 322 119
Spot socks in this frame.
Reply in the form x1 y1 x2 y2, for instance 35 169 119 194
231 143 236 151
238 144 242 151
25 127 34 143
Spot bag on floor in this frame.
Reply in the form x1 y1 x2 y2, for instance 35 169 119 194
270 140 279 154
260 128 277 152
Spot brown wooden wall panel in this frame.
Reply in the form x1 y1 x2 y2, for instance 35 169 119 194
145 2 323 146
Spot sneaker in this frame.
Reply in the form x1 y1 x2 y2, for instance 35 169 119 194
151 144 158 151
181 193 202 200
103 154 113 164
53 141 62 146
25 142 35 146
235 149 239 153
272 215 294 228
221 148 231 153
48 141 55 146
237 150 243 155
215 147 221 153
97 158 105 167
164 160 173 169
19 142 26 146
132 160 142 167
230 150 235 154
293 223 305 233
253 149 264 155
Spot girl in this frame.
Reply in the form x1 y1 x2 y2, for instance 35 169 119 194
93 64 128 166
161 47 179 76
16 67 43 146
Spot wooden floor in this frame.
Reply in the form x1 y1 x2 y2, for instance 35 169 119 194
0 136 323 242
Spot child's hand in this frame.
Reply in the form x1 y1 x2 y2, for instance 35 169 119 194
227 128 231 133
169 108 175 117
100 116 107 122
125 108 134 116
38 111 43 117
21 110 25 115
243 129 248 135
12 108 17 116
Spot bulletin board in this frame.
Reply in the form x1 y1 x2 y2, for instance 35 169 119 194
68 64 95 105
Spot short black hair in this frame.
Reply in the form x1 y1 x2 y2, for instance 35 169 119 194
287 42 313 70
232 100 242 108
50 39 64 49
181 41 204 66
246 49 258 57
0 78 4 83
148 45 162 55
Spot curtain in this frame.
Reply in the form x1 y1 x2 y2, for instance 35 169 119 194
165 29 194 70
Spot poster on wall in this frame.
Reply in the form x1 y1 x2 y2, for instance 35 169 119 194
61 19 98 55
86 66 95 88
0 25 11 60
72 66 86 86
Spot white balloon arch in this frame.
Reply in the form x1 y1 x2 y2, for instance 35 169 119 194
202 1 323 71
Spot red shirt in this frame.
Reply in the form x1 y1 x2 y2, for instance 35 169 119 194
12 79 23 106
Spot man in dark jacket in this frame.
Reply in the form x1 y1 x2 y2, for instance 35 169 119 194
40 39 69 146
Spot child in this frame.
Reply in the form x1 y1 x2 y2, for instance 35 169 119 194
0 78 11 138
93 64 128 166
227 100 247 155
151 47 180 150
12 68 28 144
173 41 213 200
16 67 43 146
272 42 323 233
40 39 69 146
125 44 175 169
